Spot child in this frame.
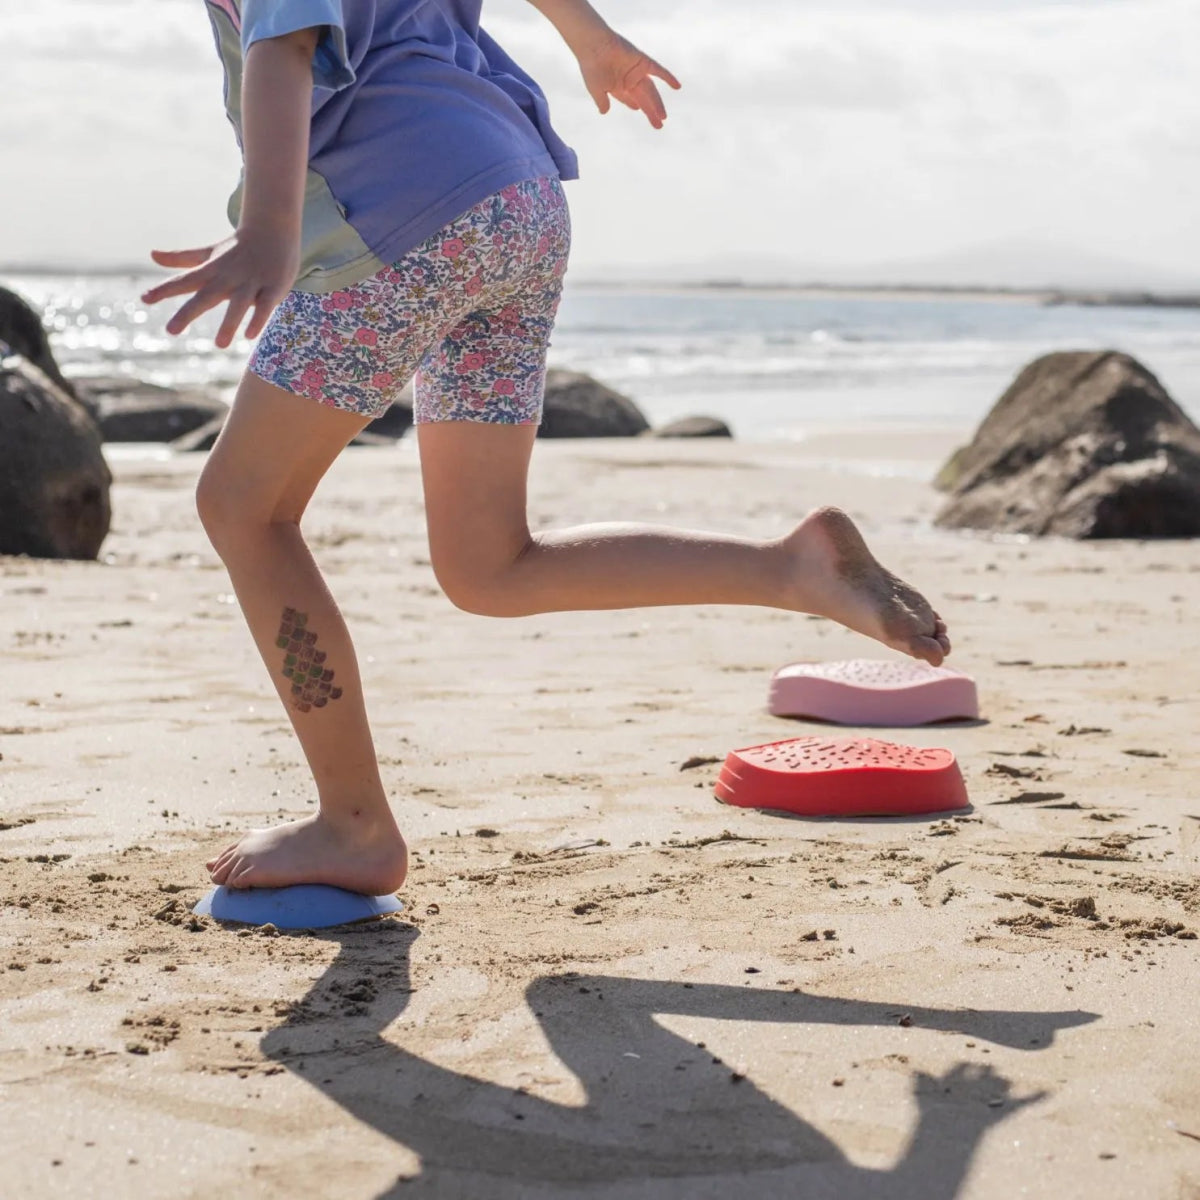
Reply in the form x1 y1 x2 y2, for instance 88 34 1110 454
145 0 950 897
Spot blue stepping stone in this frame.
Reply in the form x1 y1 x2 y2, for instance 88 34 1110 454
193 884 403 930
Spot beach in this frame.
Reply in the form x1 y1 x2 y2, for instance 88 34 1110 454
2 431 1198 1198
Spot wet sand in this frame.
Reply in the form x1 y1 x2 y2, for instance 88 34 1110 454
2 432 1199 1198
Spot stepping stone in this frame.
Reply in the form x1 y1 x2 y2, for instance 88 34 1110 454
769 659 979 726
715 736 969 817
193 884 403 930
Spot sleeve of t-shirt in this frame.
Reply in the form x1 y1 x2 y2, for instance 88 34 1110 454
240 0 355 92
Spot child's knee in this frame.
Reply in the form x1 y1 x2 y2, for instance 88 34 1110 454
194 456 233 539
431 546 530 618
433 560 503 616
195 457 278 552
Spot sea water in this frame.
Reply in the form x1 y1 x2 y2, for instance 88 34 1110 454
8 273 1200 441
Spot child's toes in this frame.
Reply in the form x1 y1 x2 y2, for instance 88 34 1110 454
207 843 237 871
207 846 237 876
210 853 240 885
226 860 255 890
911 633 946 666
931 614 951 656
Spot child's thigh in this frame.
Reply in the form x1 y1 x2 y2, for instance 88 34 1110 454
416 421 538 580
203 370 371 524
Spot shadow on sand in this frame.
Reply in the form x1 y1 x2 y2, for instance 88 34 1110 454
261 922 1096 1199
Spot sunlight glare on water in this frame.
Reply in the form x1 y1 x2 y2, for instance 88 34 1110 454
8 273 1200 439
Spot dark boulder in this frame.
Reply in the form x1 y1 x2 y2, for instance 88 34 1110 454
172 394 413 453
0 286 75 398
350 429 402 448
173 371 645 446
357 372 650 440
0 355 111 559
74 375 227 442
935 351 1200 538
539 369 650 438
650 415 733 439
365 388 413 439
171 414 226 453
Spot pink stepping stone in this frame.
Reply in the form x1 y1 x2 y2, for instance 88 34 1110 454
769 659 979 726
715 736 969 817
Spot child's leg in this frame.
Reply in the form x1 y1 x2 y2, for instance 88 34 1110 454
417 423 950 664
193 177 569 894
412 177 949 664
197 372 407 894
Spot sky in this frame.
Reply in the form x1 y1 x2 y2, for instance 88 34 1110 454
5 0 1198 287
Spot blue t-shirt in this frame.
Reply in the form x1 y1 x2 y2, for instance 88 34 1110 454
204 0 578 293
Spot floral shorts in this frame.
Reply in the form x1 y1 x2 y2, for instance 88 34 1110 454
250 176 571 424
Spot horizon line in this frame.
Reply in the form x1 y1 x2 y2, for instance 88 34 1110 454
2 263 1198 307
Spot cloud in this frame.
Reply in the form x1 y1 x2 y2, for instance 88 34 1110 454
2 0 1195 281
490 0 1199 274
7 0 214 64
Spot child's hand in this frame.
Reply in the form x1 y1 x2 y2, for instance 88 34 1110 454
141 228 299 348
576 29 680 130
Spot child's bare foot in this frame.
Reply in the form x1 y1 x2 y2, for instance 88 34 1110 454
205 810 408 895
784 506 951 666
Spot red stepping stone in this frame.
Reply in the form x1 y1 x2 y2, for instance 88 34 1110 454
715 736 968 817
769 659 979 726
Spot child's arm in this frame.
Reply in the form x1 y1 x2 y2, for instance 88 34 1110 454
142 29 319 346
524 0 680 129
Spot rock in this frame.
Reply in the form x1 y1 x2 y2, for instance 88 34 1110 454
174 372 643 446
74 375 227 442
650 416 733 439
171 414 226 453
539 369 650 438
172 398 412 453
935 351 1200 538
350 429 401 448
365 387 413 439
0 286 75 398
0 354 111 559
360 372 648 439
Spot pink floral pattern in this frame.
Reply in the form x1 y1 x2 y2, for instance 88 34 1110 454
250 177 571 424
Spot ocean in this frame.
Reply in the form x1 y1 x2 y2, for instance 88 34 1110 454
7 273 1200 441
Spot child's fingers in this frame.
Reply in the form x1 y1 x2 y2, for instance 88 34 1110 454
618 80 666 129
244 312 267 341
635 79 668 128
214 290 256 349
646 59 682 91
141 267 212 306
149 246 215 270
243 294 277 342
164 285 230 337
587 82 612 115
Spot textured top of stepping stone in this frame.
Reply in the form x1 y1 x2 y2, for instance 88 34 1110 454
772 659 972 687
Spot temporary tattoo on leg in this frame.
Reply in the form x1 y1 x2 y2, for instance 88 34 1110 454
275 607 343 714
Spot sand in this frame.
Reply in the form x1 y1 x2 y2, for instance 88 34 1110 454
2 430 1199 1199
